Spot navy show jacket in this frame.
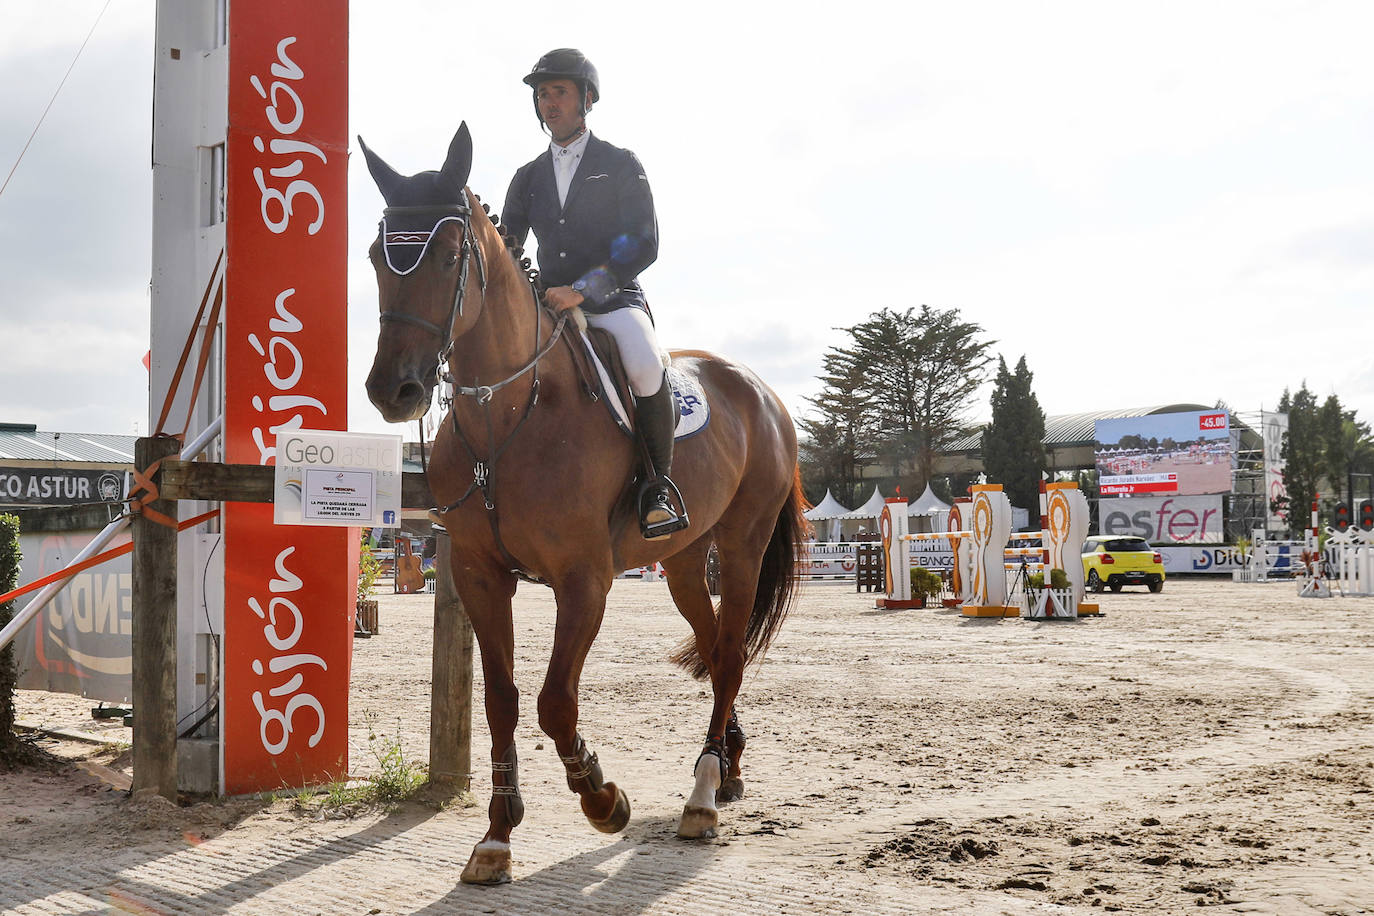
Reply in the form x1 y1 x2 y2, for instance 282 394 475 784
501 133 659 312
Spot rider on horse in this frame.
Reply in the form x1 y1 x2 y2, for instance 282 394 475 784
501 48 688 541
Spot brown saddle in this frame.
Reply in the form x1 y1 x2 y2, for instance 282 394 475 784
563 319 635 424
559 311 679 438
559 311 685 535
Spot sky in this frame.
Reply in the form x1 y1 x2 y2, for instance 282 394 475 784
2 1 1372 441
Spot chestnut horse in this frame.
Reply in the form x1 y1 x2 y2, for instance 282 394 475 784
360 123 807 885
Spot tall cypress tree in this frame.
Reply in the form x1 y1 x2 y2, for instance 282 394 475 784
982 355 1047 524
1319 395 1347 506
1274 384 1322 532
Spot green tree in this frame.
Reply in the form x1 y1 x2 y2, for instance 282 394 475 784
799 344 877 506
982 355 1047 524
1273 384 1322 532
798 416 855 506
1317 395 1374 519
804 305 992 492
1 513 21 763
1319 395 1347 505
1347 419 1374 501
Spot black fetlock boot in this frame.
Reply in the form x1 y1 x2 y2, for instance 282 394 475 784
634 377 689 540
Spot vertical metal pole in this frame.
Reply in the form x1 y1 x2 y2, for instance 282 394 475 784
1350 471 1355 525
132 435 181 800
429 528 472 793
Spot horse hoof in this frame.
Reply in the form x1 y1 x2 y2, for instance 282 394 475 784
460 842 512 885
716 776 745 803
677 803 719 839
583 782 631 834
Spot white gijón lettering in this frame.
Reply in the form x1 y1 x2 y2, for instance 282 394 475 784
247 547 326 755
250 37 325 235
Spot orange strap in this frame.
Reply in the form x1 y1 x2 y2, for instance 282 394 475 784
153 249 224 437
127 434 184 529
179 269 225 441
0 509 220 609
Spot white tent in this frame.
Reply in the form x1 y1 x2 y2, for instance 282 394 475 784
907 483 951 516
804 489 853 542
906 482 952 534
828 485 887 541
804 489 852 521
843 486 888 520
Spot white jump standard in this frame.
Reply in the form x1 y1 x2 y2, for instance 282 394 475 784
877 481 1096 619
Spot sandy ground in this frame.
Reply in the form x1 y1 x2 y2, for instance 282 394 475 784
4 577 1373 914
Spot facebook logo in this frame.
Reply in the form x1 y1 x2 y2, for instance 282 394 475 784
383 510 396 525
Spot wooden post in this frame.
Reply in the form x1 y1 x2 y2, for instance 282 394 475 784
131 435 181 800
429 528 473 793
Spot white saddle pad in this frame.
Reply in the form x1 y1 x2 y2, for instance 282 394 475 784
581 338 709 440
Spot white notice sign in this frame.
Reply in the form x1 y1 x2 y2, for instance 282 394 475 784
274 430 403 527
304 469 375 521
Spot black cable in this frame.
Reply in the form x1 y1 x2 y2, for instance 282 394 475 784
0 1 111 201
201 535 220 637
178 698 218 739
175 536 222 736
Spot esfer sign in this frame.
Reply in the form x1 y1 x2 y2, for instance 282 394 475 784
1098 495 1223 544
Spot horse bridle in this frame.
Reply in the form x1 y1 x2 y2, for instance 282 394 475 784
377 203 488 361
376 202 569 404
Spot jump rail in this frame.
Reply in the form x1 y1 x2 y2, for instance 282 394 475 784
125 453 474 799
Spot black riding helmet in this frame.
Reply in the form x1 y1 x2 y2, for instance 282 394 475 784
523 48 600 125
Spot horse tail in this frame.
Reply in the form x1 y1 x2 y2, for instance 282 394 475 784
743 465 809 665
671 466 810 679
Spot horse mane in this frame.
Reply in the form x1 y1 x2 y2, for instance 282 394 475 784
470 192 545 296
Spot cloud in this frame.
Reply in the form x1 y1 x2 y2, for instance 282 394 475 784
6 1 1374 439
1285 222 1374 268
0 8 151 432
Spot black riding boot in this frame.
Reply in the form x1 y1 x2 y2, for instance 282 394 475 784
635 377 689 540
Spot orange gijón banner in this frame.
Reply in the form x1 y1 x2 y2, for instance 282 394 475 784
223 0 352 794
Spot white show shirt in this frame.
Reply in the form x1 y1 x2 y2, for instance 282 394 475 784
550 128 591 208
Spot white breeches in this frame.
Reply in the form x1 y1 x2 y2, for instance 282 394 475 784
584 307 667 397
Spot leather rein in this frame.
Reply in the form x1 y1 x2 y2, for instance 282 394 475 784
377 202 568 581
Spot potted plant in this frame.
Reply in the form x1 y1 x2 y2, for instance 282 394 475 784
357 534 383 637
908 566 944 608
1232 535 1253 582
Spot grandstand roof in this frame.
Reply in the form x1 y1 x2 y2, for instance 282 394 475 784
945 404 1213 453
0 423 137 464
